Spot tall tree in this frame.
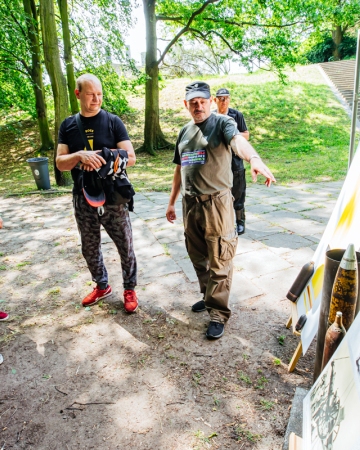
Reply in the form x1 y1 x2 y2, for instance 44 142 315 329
305 0 360 61
57 0 78 114
140 0 219 155
40 0 70 186
140 0 316 154
22 0 54 151
0 0 53 152
325 0 360 60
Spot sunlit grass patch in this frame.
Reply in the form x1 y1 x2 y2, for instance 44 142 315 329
1 65 358 196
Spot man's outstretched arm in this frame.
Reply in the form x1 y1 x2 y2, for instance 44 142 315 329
230 134 276 187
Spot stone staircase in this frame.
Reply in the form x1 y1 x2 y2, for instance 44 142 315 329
319 60 360 121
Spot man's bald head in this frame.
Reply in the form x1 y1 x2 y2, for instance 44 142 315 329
76 74 102 92
75 74 103 117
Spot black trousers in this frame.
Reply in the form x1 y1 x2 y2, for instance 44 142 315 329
231 154 246 211
73 194 137 290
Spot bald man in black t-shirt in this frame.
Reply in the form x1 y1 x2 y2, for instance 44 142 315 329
56 74 138 313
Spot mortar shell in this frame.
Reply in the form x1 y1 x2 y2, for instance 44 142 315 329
321 311 346 371
328 244 358 330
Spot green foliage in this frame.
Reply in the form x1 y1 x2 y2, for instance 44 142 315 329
304 34 357 63
69 0 134 71
192 372 202 385
1 67 357 196
238 370 252 384
0 0 37 113
235 426 262 443
0 70 36 118
255 376 269 389
315 0 360 31
259 399 275 410
157 0 315 77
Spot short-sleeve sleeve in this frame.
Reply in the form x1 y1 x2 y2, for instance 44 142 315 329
221 116 239 145
173 129 184 165
58 119 68 145
235 112 247 132
113 116 130 143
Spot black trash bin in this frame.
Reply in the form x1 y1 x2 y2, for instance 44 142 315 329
27 157 51 190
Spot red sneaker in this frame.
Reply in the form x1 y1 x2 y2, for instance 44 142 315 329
82 285 112 307
123 290 138 313
0 311 9 321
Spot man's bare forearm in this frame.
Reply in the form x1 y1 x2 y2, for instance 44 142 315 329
241 131 250 141
56 153 82 171
230 134 259 162
168 166 181 206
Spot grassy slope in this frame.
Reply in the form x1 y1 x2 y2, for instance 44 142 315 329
0 65 357 195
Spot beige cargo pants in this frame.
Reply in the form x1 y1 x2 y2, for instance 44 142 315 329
182 189 238 323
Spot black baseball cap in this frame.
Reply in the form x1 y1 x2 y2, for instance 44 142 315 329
82 171 106 208
185 81 211 101
83 187 105 208
216 88 230 97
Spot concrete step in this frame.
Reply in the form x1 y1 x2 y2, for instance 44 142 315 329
318 60 359 121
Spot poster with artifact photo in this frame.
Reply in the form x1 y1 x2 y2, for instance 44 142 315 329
303 314 360 450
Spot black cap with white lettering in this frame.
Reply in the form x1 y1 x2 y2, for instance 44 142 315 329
185 81 211 101
216 88 230 97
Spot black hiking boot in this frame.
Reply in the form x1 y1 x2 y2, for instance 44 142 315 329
191 300 206 312
206 321 225 339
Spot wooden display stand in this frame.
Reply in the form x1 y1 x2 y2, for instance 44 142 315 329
289 432 303 450
286 303 303 373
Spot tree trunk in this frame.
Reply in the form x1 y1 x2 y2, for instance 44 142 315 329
139 0 171 155
57 0 79 115
332 25 343 61
22 0 54 153
40 0 71 186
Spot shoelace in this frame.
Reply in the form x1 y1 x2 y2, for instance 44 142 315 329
124 291 136 302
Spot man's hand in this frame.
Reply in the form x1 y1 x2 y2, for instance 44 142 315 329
78 150 106 171
166 205 177 223
250 158 276 187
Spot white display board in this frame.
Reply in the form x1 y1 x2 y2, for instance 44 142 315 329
294 142 360 354
303 313 360 450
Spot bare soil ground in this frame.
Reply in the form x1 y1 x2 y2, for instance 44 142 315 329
0 192 315 450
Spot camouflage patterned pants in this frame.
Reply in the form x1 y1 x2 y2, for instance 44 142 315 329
73 195 137 290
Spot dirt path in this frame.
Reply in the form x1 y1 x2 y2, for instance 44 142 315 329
0 182 337 449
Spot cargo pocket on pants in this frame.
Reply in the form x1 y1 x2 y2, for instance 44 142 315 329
218 235 238 261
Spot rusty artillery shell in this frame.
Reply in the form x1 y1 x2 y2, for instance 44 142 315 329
328 243 358 330
321 311 346 371
286 261 314 303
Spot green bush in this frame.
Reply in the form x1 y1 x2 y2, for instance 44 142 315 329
0 70 37 118
305 34 357 63
77 63 130 115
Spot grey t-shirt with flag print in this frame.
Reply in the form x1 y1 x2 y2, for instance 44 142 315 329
173 113 239 197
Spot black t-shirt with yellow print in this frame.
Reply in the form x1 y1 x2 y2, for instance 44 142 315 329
58 109 129 194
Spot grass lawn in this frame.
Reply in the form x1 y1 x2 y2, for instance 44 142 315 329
0 64 358 196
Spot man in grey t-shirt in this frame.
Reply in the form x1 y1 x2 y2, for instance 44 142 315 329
166 81 276 340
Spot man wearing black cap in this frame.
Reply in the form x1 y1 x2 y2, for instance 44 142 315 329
56 74 138 313
166 81 275 339
214 88 248 235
